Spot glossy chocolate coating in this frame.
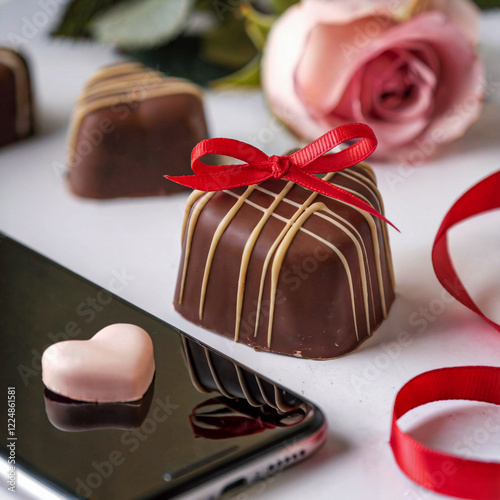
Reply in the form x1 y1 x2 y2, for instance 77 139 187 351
174 164 395 359
66 62 208 199
182 336 302 411
0 48 34 147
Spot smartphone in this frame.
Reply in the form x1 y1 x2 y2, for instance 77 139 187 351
0 234 326 499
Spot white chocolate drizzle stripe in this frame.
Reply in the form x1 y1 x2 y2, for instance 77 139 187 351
255 183 377 319
257 174 384 317
179 192 215 304
255 376 276 408
235 366 261 407
234 181 295 341
341 168 395 289
268 202 359 344
85 62 144 85
180 336 211 394
335 173 389 316
204 349 233 399
223 189 374 330
199 186 257 319
225 173 377 342
252 185 370 338
251 175 336 338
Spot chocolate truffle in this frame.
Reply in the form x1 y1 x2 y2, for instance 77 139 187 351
0 48 34 147
174 163 395 359
66 62 208 198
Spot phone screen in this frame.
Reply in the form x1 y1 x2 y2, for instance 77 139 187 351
0 235 324 499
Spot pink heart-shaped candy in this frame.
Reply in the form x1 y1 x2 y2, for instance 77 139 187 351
42 324 155 403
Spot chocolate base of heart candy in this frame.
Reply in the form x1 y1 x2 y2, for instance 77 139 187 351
174 163 395 359
44 381 154 432
41 324 155 403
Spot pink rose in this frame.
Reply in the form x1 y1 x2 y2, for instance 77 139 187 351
262 0 484 161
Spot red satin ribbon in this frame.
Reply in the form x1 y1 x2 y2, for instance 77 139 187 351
165 123 398 230
391 367 500 500
432 170 500 333
391 171 500 499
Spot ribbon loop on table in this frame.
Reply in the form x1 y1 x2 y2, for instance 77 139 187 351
391 366 500 500
165 123 398 231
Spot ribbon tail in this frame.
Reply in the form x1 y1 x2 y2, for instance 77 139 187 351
286 169 399 231
165 167 272 192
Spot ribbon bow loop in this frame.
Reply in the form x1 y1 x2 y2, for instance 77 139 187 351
166 123 397 231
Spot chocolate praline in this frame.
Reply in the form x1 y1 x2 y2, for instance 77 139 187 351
174 163 395 359
66 62 208 199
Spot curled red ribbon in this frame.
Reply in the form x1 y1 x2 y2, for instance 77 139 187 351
432 170 500 333
391 367 500 500
391 171 500 500
165 123 398 231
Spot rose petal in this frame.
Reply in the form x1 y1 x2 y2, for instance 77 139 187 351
295 16 397 115
427 0 480 44
302 0 416 24
262 4 329 141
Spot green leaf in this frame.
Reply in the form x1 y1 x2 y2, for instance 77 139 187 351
90 0 194 49
210 54 261 88
240 3 276 50
124 36 236 86
269 0 299 15
51 0 126 38
200 13 257 69
473 0 500 7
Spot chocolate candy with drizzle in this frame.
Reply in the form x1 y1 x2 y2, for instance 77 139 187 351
66 62 208 199
0 48 35 147
175 163 395 359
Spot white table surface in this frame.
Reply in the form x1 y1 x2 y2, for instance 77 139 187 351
1 3 500 499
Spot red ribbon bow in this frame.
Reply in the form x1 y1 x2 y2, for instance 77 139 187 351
165 123 397 231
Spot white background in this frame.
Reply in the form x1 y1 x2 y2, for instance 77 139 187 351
1 2 500 499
